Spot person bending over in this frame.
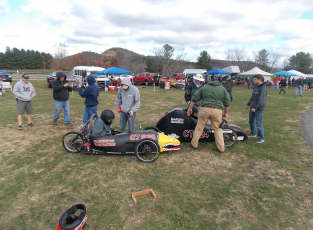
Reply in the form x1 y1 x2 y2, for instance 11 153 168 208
92 109 115 138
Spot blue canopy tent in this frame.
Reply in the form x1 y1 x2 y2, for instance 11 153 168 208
97 67 131 75
273 70 296 76
204 68 231 75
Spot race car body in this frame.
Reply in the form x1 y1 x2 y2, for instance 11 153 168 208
156 108 247 142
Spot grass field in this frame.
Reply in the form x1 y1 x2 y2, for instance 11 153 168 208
1 81 313 229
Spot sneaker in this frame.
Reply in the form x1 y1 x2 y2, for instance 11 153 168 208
65 123 73 127
247 134 257 137
18 125 22 130
53 120 57 125
255 139 264 144
28 123 35 127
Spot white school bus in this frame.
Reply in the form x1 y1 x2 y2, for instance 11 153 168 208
73 66 109 87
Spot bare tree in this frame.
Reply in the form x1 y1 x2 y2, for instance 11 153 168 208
53 43 68 70
281 58 289 69
268 53 281 72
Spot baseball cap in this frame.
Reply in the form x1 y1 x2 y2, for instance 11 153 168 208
22 74 29 79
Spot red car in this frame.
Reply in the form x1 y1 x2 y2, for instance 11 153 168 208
47 71 78 88
163 73 185 86
133 72 158 85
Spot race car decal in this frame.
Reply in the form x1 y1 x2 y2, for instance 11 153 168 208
171 118 184 124
94 139 116 147
130 134 156 140
183 130 210 138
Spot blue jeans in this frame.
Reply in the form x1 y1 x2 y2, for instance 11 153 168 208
83 105 98 125
295 86 302 95
120 111 136 132
53 100 70 124
272 83 278 90
227 90 233 102
249 110 264 140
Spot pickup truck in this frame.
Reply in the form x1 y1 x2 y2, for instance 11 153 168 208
133 72 159 85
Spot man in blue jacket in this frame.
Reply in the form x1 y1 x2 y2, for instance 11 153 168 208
78 75 99 126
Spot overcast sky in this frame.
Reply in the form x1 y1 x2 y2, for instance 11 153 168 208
1 0 313 62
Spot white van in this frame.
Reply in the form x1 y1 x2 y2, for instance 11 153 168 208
73 66 110 87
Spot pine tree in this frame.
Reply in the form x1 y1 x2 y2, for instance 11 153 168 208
194 51 212 70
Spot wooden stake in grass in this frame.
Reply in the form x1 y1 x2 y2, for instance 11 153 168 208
131 189 156 204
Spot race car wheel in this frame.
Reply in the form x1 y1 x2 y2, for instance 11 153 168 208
143 126 161 133
135 139 160 163
62 132 83 153
223 128 237 148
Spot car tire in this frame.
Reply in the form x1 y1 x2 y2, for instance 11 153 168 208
47 80 52 88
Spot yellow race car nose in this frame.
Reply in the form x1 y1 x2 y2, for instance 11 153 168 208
158 133 180 152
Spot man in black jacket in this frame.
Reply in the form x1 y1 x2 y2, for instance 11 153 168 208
245 74 267 144
278 76 287 94
185 74 205 116
52 72 73 127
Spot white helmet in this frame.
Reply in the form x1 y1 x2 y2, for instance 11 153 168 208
193 74 205 82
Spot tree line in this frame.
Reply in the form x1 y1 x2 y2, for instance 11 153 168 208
0 46 53 69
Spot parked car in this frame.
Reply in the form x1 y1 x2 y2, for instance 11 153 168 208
0 70 12 82
47 71 78 88
133 72 157 85
112 74 133 81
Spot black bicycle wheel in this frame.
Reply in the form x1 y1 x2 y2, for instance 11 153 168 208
135 139 160 163
143 126 161 133
62 132 83 153
223 128 237 148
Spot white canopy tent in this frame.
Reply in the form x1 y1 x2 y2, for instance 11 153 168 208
288 70 307 80
237 67 274 76
222 66 240 74
237 67 274 81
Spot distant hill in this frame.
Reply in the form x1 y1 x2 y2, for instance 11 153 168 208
101 47 143 58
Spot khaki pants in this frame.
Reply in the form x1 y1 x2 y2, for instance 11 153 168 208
191 107 225 152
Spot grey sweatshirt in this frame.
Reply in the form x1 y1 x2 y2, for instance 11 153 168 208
115 78 140 113
13 80 36 101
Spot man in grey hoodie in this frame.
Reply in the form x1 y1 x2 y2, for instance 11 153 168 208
115 78 140 132
13 74 36 130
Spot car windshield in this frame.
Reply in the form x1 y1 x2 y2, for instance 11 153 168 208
96 74 108 79
63 72 73 78
0 70 9 74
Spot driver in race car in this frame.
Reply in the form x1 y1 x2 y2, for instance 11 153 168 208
92 109 115 137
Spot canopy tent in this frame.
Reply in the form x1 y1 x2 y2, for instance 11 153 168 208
273 70 296 76
97 67 131 75
222 66 240 74
237 67 274 76
204 68 230 75
288 69 307 77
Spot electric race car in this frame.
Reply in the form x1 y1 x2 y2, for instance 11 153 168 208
62 115 180 163
154 108 247 147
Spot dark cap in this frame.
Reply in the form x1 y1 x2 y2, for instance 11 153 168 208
22 74 29 79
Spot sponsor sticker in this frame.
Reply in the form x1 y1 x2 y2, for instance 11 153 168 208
94 139 116 147
171 117 184 124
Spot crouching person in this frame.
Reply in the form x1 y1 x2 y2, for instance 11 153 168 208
92 109 115 137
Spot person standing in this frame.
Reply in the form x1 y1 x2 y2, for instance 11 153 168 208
303 77 309 90
278 76 287 94
115 77 140 132
273 76 279 90
246 74 267 144
13 74 36 130
295 76 303 96
78 75 99 126
185 74 205 116
292 78 295 87
224 75 234 102
52 72 73 127
187 78 230 153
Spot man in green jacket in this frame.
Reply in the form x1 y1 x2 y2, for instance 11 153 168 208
224 75 234 102
187 79 231 153
303 77 309 90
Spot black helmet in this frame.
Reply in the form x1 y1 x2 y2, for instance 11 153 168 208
56 204 87 230
101 109 115 125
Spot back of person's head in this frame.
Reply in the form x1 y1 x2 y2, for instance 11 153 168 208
101 109 115 125
57 72 66 80
254 74 264 82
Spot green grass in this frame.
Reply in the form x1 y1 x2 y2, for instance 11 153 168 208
1 82 313 229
